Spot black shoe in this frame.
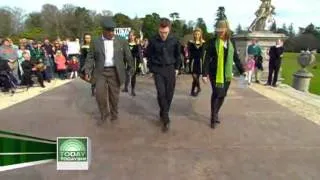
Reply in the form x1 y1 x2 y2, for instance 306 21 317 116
272 84 278 87
41 84 45 88
91 88 95 96
255 80 260 84
210 114 219 128
196 88 201 95
210 120 216 129
159 111 164 122
96 119 104 126
110 115 118 122
162 122 169 132
122 88 128 93
264 83 271 86
97 113 107 126
131 90 136 96
97 117 105 126
190 91 196 96
215 114 220 124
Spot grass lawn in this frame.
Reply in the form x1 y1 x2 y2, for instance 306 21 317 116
282 53 320 95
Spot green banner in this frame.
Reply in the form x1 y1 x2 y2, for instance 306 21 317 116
0 153 56 166
0 137 56 153
0 131 56 167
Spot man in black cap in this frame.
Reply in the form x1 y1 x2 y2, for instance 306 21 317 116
83 16 133 126
147 18 182 132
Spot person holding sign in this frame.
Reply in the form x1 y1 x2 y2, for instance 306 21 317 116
202 13 245 129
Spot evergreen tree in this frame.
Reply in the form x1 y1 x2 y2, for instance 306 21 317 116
288 23 295 37
236 24 243 34
215 6 227 28
270 22 277 32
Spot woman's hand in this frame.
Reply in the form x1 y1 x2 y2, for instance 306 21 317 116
202 76 208 84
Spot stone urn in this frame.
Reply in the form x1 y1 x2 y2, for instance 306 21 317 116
292 50 317 92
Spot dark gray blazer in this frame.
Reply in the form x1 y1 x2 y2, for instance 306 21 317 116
83 37 133 85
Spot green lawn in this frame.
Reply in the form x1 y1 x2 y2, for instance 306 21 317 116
282 53 320 95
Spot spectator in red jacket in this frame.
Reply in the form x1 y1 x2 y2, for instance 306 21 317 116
54 50 67 80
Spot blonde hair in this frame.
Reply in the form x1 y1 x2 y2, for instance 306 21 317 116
128 30 136 43
215 20 232 40
193 27 205 44
56 50 62 55
72 56 78 61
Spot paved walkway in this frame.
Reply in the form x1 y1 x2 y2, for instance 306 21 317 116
250 83 320 125
0 75 319 180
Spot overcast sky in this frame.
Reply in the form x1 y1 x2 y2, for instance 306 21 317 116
1 0 319 32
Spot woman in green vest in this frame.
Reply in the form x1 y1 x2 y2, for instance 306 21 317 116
202 17 245 129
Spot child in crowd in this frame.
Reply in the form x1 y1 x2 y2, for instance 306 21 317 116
68 56 79 79
54 50 67 80
246 55 256 85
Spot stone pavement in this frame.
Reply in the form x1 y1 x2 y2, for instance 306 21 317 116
0 79 72 110
249 83 320 126
0 75 319 180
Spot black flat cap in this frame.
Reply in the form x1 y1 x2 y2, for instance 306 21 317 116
100 16 116 29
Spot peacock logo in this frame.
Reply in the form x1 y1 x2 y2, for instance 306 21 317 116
58 138 87 162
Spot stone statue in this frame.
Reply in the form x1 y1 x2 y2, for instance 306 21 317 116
292 50 317 92
249 0 276 32
297 50 317 69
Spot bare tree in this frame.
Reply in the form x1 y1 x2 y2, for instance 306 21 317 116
10 7 26 34
0 7 13 36
41 4 61 39
101 10 113 16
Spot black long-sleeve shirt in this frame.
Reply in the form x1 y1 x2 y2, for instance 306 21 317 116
21 60 34 75
147 34 182 72
269 46 284 65
0 58 11 72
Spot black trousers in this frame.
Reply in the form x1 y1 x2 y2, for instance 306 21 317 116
267 62 281 85
124 62 140 91
22 71 44 87
153 65 176 123
209 79 231 122
57 70 67 80
211 96 225 121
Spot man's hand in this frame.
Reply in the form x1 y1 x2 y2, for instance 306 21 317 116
148 73 154 79
32 68 36 71
175 70 179 76
84 74 90 81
